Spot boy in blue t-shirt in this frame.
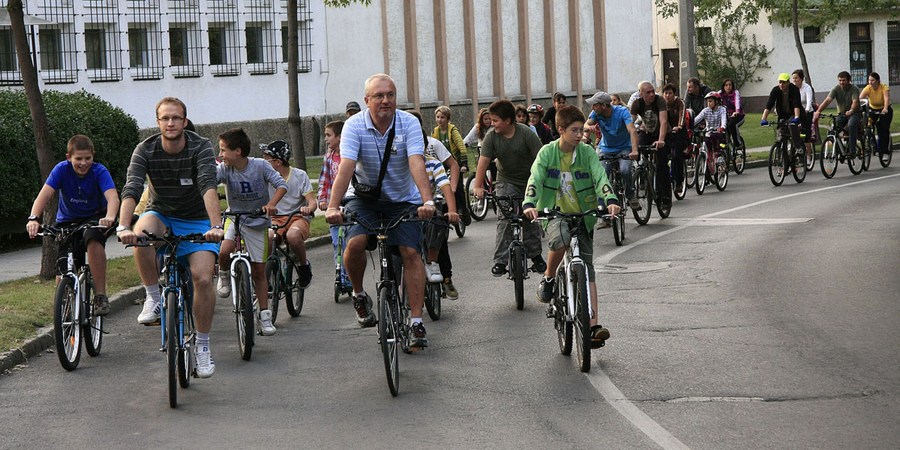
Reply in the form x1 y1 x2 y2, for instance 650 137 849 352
26 135 119 315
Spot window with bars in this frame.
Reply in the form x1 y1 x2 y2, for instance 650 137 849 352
84 0 123 82
246 21 277 74
280 22 312 72
696 27 713 47
889 21 900 85
208 22 240 75
849 22 872 87
803 26 820 44
0 29 15 74
168 0 203 77
127 0 165 80
39 28 63 70
37 3 79 84
85 28 107 69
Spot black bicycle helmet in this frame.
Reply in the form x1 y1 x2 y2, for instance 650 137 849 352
264 140 291 163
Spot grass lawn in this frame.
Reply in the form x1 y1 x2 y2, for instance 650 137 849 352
0 215 331 356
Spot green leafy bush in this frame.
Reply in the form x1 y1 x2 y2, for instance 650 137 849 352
0 90 139 220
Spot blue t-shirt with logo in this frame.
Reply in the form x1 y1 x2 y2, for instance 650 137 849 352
45 160 116 223
589 105 633 153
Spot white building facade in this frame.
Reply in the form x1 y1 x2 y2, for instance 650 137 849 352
1 0 654 129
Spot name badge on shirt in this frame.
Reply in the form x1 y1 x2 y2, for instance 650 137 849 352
180 178 194 186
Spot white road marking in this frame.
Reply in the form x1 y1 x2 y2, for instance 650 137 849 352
665 217 813 226
587 172 900 449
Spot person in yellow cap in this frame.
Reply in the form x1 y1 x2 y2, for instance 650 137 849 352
761 73 803 162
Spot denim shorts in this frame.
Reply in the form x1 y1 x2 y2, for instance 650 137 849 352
344 199 421 253
545 218 595 282
141 211 219 259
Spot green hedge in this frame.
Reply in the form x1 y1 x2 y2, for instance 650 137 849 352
0 90 139 220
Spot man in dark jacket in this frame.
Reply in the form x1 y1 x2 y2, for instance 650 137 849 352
684 77 712 118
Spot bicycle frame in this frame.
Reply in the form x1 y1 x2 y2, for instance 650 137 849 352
558 226 592 324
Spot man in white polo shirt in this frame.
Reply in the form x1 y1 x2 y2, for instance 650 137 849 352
324 73 436 349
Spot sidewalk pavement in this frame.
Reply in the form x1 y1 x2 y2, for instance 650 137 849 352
0 234 332 374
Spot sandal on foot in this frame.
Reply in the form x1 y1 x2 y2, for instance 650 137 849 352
590 325 610 348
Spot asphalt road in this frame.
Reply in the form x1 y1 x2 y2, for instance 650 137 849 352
1 163 898 449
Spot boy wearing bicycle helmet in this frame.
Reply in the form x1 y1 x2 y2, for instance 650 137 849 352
527 104 554 145
216 128 287 336
266 139 317 289
26 134 119 316
523 105 620 348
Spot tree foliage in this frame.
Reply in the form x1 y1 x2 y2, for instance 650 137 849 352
696 18 772 90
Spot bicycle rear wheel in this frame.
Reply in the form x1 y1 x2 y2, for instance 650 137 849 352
166 291 178 408
768 142 785 186
378 285 400 397
466 176 488 221
285 260 304 317
820 136 838 178
177 294 194 389
82 270 103 357
612 215 625 246
804 142 816 172
733 137 747 174
847 143 864 175
53 276 81 371
511 245 525 311
862 133 873 171
572 265 591 373
265 258 282 323
234 263 254 361
424 282 442 321
792 146 807 183
554 272 572 356
632 170 652 225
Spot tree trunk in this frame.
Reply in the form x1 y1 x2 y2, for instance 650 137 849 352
286 0 307 171
791 0 813 93
8 0 58 279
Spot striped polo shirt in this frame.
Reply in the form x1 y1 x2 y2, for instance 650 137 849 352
340 108 425 204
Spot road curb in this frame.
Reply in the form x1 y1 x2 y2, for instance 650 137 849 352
0 234 334 374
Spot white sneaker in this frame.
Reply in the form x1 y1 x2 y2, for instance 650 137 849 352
259 309 276 336
195 345 215 378
216 271 231 297
137 296 160 324
425 262 443 283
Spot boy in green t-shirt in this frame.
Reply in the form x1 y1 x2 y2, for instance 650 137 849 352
523 105 621 348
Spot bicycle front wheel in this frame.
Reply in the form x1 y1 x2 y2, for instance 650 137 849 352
378 286 400 397
466 176 488 221
572 265 591 373
454 218 466 238
612 215 625 246
684 150 697 188
804 142 816 172
694 150 707 195
265 258 282 323
177 294 194 389
715 154 729 191
768 142 785 186
793 145 807 183
632 170 652 225
862 133 873 171
820 136 838 178
166 291 178 408
733 137 747 174
82 270 103 357
847 143 864 175
424 282 442 321
53 276 81 371
511 245 525 311
554 272 572 355
234 263 254 361
285 260 304 317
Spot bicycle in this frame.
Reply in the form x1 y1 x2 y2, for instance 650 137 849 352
819 113 865 178
266 211 308 323
333 207 421 397
861 104 892 169
632 144 672 225
693 128 729 195
222 209 266 361
598 152 629 246
765 119 807 186
466 147 497 221
127 231 206 408
422 200 451 321
487 193 531 310
537 209 608 373
724 116 747 174
38 221 110 371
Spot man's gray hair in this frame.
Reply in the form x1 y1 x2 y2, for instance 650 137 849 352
364 73 396 96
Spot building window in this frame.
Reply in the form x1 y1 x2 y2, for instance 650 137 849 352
208 25 227 65
128 26 148 67
208 22 240 76
246 25 263 64
85 28 107 70
849 22 872 87
246 22 277 74
696 27 713 47
803 26 820 43
167 0 203 78
39 28 62 71
889 21 900 85
0 29 17 74
169 26 188 66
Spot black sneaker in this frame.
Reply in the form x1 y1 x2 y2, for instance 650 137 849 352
298 262 313 289
530 256 547 274
352 293 376 328
591 324 611 349
491 263 507 277
409 322 428 349
93 294 110 316
537 277 555 303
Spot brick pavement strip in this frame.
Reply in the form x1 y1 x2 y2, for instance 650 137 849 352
0 234 333 374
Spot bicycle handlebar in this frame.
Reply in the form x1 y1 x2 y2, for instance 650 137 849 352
536 208 615 221
125 231 208 248
37 221 113 240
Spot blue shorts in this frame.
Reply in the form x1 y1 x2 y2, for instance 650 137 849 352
141 211 219 260
344 199 421 253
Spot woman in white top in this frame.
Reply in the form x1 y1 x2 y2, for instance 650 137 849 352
792 69 816 153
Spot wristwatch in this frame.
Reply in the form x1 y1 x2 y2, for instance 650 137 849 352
115 225 130 233
27 215 39 222
424 200 435 207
